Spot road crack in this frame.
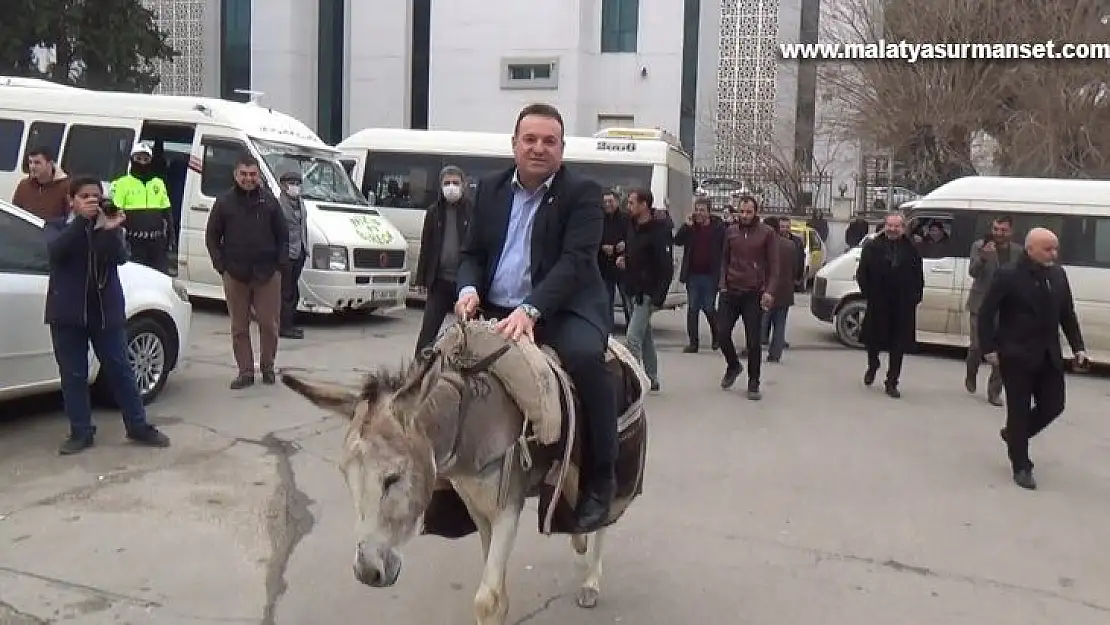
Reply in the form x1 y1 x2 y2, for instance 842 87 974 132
511 592 571 624
0 599 49 625
255 434 316 625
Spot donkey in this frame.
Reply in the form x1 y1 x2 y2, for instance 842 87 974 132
281 337 611 625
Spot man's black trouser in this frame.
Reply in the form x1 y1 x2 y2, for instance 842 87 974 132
603 274 630 328
1000 353 1066 472
280 254 306 331
125 211 171 274
716 290 763 387
867 348 904 384
484 303 618 487
415 279 456 356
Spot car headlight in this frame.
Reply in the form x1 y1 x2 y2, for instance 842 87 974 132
171 279 190 303
312 244 349 271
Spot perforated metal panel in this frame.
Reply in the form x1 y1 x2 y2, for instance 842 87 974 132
714 0 780 171
143 0 206 95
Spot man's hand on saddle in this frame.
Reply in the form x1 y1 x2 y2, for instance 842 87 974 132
495 307 535 342
455 291 480 320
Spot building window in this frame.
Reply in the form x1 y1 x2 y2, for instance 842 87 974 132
220 0 251 102
679 0 700 155
410 0 431 129
500 58 559 90
317 0 345 143
601 0 639 53
597 115 635 131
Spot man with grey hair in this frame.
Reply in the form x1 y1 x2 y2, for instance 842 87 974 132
413 165 473 354
278 170 309 339
979 227 1088 490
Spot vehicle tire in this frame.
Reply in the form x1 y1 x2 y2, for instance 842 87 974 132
93 317 173 407
834 299 867 349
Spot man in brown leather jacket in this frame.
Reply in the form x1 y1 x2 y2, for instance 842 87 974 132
717 196 780 400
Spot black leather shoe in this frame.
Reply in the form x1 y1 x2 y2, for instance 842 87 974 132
720 366 741 389
280 328 304 339
59 434 94 455
1013 469 1037 490
884 381 901 398
574 481 615 532
863 368 877 386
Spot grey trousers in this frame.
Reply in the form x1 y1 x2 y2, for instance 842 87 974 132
967 312 1003 399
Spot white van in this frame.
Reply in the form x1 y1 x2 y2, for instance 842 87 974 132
0 78 409 314
811 176 1110 364
336 127 694 308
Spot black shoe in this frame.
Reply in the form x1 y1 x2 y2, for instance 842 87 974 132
720 366 741 389
127 426 171 448
261 370 277 385
863 368 877 386
574 480 615 533
230 374 255 390
59 434 94 455
884 381 901 398
649 381 660 392
682 344 699 354
767 355 781 363
746 386 762 401
279 328 304 339
1013 469 1037 490
964 375 977 394
988 394 1004 407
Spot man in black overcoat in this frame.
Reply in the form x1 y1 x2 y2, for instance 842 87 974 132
855 213 924 398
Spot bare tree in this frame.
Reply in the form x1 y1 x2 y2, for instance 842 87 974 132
823 0 1110 184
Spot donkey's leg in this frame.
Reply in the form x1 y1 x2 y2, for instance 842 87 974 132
576 528 606 609
473 497 523 625
453 483 493 560
571 533 588 555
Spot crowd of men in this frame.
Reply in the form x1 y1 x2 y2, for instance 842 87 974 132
13 101 1091 496
11 145 312 454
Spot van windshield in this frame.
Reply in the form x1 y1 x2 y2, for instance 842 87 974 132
253 139 369 206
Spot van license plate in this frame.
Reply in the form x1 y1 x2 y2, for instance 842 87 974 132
371 290 396 302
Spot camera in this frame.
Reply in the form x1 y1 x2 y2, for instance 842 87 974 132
99 198 119 217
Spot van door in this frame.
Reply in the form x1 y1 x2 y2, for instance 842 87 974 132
181 133 252 292
907 214 961 337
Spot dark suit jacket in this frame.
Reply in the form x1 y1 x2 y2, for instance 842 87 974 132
978 253 1085 370
456 166 610 333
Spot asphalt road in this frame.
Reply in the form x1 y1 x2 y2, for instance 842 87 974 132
2 299 1109 625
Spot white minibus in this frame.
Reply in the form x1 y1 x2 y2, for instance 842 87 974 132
811 176 1110 364
336 127 694 309
0 77 408 314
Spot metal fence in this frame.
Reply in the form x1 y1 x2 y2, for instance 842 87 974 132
692 169 834 216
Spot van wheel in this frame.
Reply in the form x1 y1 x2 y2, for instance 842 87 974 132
834 299 867 349
93 317 172 406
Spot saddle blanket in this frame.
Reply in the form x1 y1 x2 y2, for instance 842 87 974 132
423 326 649 537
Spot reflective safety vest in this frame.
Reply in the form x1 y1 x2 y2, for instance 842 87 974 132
109 174 171 212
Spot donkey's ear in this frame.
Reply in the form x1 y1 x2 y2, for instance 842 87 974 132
281 374 360 418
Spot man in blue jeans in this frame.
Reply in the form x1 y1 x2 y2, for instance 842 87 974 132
45 176 171 455
674 196 725 353
617 188 673 391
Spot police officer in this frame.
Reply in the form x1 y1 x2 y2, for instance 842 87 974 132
110 143 173 273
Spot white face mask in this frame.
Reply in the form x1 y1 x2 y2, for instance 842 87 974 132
285 184 301 198
442 183 463 202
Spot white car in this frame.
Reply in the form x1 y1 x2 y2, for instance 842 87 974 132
0 200 191 404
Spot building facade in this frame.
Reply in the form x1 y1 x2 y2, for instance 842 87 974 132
142 0 840 183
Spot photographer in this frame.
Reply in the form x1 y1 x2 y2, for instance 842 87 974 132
45 177 171 455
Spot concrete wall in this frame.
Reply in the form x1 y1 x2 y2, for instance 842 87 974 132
249 0 318 124
346 0 412 131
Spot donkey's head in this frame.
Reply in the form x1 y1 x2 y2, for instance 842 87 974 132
282 353 464 587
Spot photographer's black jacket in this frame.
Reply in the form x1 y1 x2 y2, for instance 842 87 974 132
44 213 129 328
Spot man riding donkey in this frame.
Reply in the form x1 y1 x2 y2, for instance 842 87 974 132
282 103 648 625
454 102 619 533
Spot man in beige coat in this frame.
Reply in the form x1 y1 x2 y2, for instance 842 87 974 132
965 215 1015 405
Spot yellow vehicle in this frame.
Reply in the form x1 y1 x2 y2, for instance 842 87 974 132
789 222 827 286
